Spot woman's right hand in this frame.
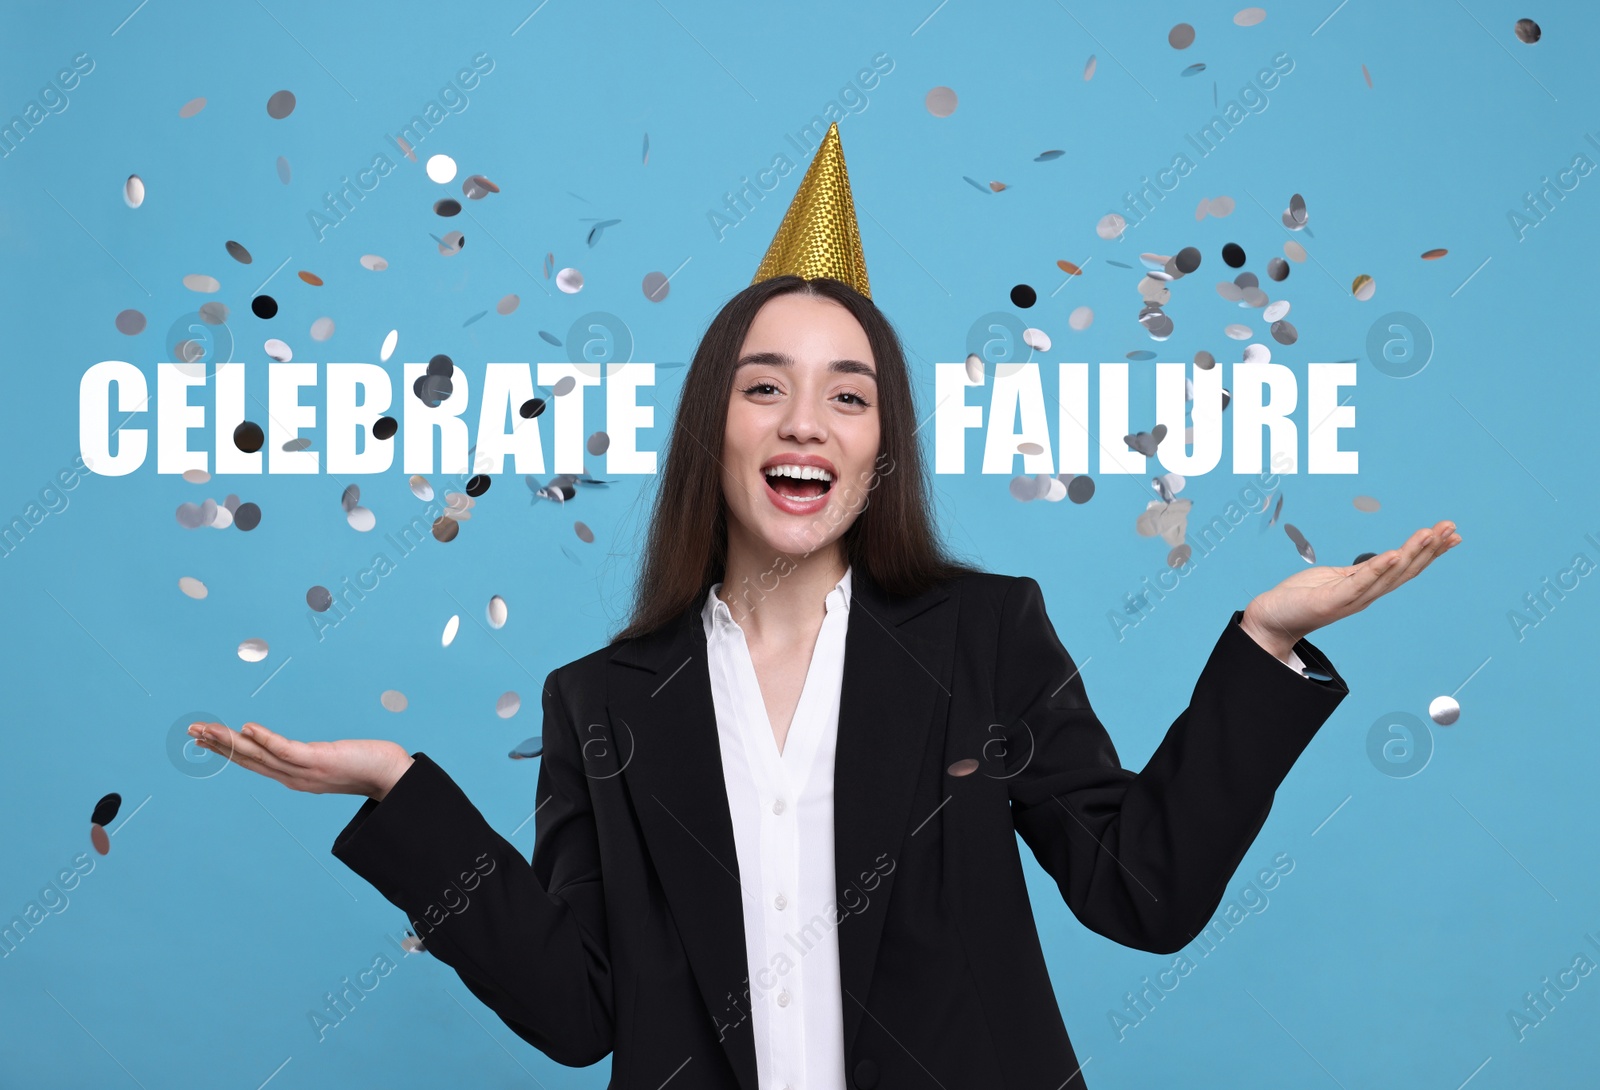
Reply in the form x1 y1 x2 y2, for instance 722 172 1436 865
187 721 415 801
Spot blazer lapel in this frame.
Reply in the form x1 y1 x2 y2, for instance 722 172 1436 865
608 568 956 1090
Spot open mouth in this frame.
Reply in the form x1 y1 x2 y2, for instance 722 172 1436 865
763 466 834 502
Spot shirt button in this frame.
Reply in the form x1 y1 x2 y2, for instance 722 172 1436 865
777 989 791 1007
772 798 786 815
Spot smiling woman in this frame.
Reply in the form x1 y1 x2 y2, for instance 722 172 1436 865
191 119 1457 1090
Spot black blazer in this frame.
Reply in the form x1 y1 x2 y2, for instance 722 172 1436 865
331 568 1348 1089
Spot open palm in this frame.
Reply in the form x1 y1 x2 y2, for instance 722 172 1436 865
187 721 414 801
1241 519 1462 656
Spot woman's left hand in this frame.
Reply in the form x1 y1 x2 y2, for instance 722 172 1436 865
1239 518 1463 660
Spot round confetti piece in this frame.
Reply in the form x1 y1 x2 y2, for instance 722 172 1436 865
409 475 433 501
252 295 278 319
1180 63 1206 77
234 502 262 531
307 586 333 612
276 157 291 184
925 86 958 117
586 431 610 456
1221 243 1246 268
465 474 491 497
643 271 670 302
225 240 253 264
520 397 546 419
233 421 264 454
426 154 457 183
1056 259 1083 277
373 416 398 441
434 198 461 217
91 824 110 856
1351 274 1376 301
298 270 324 286
347 506 375 532
179 576 208 600
1514 18 1540 43
1168 23 1195 48
380 690 409 713
183 273 221 293
360 254 388 271
1429 695 1460 726
538 330 561 347
487 595 508 629
1421 248 1448 260
1009 284 1037 308
115 309 146 335
496 294 520 315
556 267 584 294
264 338 292 362
380 329 398 361
1266 257 1291 282
1224 323 1252 340
210 504 234 530
1083 54 1097 80
510 736 543 759
179 96 207 118
552 375 576 396
432 516 458 543
124 175 145 208
496 692 521 719
1023 327 1051 352
1095 213 1125 240
266 90 296 119
1067 306 1094 331
575 521 595 544
238 638 269 663
91 793 122 827
437 231 465 256
441 614 459 646
1233 7 1266 26
1283 240 1307 263
199 301 229 325
310 316 335 341
1352 495 1381 512
462 174 499 199
182 468 210 484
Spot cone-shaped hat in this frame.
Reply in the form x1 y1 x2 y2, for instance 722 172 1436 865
750 122 871 298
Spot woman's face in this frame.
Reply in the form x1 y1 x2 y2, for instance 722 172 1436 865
719 291 882 566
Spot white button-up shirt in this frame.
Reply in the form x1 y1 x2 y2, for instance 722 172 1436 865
700 566 1312 1089
703 566 853 1090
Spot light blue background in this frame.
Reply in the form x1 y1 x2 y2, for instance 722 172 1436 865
2 1 1597 1087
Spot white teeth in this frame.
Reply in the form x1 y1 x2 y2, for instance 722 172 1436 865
764 464 833 482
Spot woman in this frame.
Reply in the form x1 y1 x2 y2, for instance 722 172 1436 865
189 126 1459 1088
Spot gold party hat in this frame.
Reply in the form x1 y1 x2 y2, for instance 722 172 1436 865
751 122 871 298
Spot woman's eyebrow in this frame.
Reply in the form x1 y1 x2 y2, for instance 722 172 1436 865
735 351 877 380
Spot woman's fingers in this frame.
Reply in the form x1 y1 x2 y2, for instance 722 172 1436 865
189 721 297 780
1345 521 1460 610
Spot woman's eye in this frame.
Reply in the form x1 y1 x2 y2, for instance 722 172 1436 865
837 392 870 407
743 382 780 396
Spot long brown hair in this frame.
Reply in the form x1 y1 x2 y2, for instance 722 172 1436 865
610 275 983 643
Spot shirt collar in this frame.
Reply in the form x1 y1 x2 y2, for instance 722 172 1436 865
702 564 852 636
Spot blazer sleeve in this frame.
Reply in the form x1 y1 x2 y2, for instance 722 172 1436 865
998 575 1348 955
329 666 615 1067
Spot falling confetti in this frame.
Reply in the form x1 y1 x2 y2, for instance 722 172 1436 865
238 638 269 663
115 309 146 335
266 90 296 119
179 97 207 118
1233 7 1266 26
1513 18 1540 43
381 690 409 713
124 175 145 208
487 595 508 629
426 154 457 183
556 267 584 294
1429 695 1461 725
496 692 521 719
643 271 670 302
925 86 958 117
1168 23 1195 48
